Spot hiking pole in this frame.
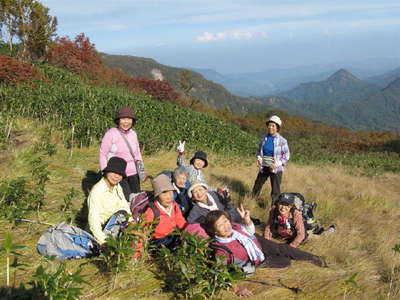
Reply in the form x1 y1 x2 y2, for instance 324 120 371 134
244 279 302 294
16 219 54 226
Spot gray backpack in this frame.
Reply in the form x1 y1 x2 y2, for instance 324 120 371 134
37 222 99 260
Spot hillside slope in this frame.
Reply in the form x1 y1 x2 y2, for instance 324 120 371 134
366 66 400 88
1 121 400 299
101 53 267 115
0 63 257 155
280 69 380 104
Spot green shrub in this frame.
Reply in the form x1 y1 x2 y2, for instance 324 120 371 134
28 257 90 300
0 153 50 224
0 232 26 287
155 231 244 300
0 64 257 155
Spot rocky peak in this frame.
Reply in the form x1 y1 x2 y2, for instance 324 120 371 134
327 69 360 84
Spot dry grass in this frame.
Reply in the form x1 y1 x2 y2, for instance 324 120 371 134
1 121 400 299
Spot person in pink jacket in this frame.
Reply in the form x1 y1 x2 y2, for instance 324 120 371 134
99 106 146 193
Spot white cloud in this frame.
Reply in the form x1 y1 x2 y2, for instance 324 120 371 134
196 32 226 42
196 28 267 42
196 16 400 43
232 31 253 40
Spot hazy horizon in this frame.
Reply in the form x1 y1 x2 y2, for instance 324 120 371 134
41 0 400 73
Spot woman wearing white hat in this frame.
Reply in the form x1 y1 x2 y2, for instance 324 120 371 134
186 180 241 224
251 115 290 207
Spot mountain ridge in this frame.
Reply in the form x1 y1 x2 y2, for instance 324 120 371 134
101 53 268 115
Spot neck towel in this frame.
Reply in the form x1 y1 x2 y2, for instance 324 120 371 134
215 228 265 263
196 193 218 211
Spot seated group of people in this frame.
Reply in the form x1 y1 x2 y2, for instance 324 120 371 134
85 106 328 296
88 146 326 264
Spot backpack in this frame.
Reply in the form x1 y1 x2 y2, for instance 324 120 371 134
129 191 160 222
275 192 318 231
37 222 99 260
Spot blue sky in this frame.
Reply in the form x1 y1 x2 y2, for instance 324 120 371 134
41 0 400 73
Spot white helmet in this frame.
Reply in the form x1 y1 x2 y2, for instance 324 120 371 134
267 115 282 127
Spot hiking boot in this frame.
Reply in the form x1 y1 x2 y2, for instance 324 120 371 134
312 226 325 235
311 256 328 268
325 224 336 234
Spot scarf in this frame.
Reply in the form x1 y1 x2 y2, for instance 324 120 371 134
196 193 219 211
172 183 180 194
156 201 173 217
215 228 265 263
277 215 293 238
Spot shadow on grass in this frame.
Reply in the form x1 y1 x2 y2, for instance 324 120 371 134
0 286 44 300
75 170 102 229
210 174 250 198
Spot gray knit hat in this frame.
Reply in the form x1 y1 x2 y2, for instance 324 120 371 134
188 180 208 198
152 174 175 198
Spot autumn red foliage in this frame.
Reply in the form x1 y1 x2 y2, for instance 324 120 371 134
123 77 179 102
47 33 103 79
46 33 180 103
0 55 44 84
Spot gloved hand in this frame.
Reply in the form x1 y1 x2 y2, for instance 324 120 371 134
176 140 185 153
136 160 146 182
217 187 230 198
256 155 262 167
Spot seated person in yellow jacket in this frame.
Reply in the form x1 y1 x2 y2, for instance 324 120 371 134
88 157 131 245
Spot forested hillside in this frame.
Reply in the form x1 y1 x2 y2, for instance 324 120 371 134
101 53 267 115
260 69 400 132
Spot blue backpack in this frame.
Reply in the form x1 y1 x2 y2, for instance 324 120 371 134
37 222 99 260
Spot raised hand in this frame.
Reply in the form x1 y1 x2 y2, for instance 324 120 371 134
176 140 185 153
234 286 253 297
237 203 251 225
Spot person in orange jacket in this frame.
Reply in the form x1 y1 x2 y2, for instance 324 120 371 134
143 174 187 248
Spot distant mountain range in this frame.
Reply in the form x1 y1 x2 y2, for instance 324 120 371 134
191 58 400 97
366 67 400 88
101 52 400 132
260 68 400 132
101 53 269 115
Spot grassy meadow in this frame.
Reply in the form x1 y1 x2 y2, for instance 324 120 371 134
0 119 399 299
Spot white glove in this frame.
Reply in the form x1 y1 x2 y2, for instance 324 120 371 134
257 155 262 165
176 140 185 153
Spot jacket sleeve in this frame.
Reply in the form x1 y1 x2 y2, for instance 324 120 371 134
99 130 113 171
276 137 290 168
289 210 305 248
214 248 230 265
87 190 107 245
186 206 203 224
176 152 188 167
263 209 274 240
131 130 143 162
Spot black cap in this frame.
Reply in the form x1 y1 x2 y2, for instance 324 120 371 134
102 157 127 177
190 151 208 168
278 193 294 205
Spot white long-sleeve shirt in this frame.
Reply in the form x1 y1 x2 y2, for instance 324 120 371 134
87 178 130 244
